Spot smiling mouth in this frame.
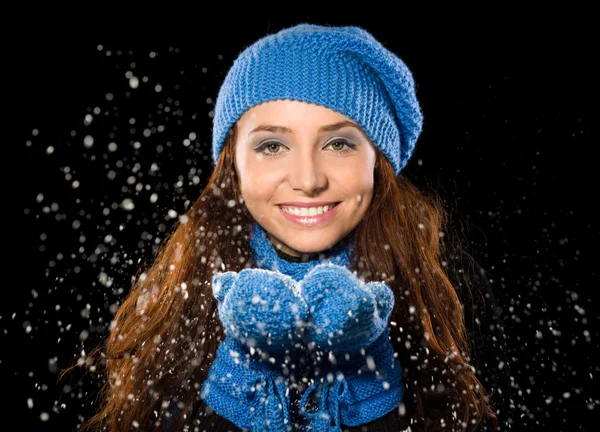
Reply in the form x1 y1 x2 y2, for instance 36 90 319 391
278 202 341 214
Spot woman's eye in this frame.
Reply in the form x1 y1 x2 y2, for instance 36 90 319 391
326 139 356 153
327 139 356 153
256 142 284 156
255 139 356 157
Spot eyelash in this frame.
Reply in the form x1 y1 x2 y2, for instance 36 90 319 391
255 139 357 157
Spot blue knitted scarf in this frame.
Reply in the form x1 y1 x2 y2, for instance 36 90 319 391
200 222 404 431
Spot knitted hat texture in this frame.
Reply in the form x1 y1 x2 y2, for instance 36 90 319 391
212 23 423 175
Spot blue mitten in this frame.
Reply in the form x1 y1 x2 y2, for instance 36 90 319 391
298 328 404 431
203 269 309 431
298 262 394 354
213 268 309 354
201 335 294 431
296 263 403 431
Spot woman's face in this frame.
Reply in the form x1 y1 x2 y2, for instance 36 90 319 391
234 100 377 257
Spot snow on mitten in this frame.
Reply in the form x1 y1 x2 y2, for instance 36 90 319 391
201 335 294 431
297 327 404 431
213 268 310 354
298 262 394 354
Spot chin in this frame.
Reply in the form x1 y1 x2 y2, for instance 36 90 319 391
282 235 339 254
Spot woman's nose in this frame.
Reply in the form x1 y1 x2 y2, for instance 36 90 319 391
288 155 327 195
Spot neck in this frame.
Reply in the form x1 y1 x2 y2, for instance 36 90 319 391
267 234 320 262
249 222 353 281
273 245 315 263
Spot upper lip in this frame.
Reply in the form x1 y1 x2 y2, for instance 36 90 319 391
278 201 339 207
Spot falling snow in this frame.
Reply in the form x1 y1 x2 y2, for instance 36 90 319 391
14 35 598 432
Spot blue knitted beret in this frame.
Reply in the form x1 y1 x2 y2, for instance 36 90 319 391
211 23 423 175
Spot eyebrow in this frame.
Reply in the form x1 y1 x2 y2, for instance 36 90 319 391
248 120 362 136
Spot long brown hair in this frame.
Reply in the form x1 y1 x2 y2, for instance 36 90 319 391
60 124 498 431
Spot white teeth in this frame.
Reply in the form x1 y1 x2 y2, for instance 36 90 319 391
281 203 336 216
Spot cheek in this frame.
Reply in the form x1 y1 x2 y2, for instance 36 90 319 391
355 179 375 208
337 162 375 203
239 162 279 204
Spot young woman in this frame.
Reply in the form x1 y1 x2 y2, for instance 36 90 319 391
67 24 512 431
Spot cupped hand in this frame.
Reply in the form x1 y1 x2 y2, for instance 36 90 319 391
212 268 309 353
298 262 394 354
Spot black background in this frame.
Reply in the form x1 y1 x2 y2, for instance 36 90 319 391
7 12 598 432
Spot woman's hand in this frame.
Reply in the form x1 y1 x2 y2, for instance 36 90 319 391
212 269 309 353
298 262 395 354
